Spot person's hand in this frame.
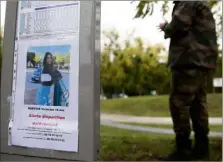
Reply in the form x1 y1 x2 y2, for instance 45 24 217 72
157 22 168 31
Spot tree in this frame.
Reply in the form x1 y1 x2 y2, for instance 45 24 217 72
55 53 65 66
100 29 170 96
100 29 124 96
64 53 70 64
34 54 41 63
27 52 36 67
103 29 121 51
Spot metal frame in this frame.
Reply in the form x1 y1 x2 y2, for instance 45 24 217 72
1 1 100 161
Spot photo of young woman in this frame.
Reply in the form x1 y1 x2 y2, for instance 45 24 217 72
24 45 70 107
36 52 62 106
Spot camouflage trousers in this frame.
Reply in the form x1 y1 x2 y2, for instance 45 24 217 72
169 68 210 137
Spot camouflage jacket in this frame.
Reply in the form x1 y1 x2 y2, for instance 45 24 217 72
164 1 218 69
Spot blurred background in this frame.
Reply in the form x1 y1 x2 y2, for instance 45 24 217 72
0 1 222 161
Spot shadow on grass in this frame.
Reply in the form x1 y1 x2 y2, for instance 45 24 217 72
99 126 222 161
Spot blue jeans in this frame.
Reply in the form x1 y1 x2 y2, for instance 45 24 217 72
36 85 51 106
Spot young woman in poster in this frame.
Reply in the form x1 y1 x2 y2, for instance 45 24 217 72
36 52 64 106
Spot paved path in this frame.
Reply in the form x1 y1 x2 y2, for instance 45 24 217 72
101 113 222 125
101 120 222 137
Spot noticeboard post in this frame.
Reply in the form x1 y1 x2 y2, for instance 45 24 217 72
1 1 100 161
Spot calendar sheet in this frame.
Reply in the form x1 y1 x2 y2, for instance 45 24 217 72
18 1 79 39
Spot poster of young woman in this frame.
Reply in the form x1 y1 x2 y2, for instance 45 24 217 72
10 1 80 152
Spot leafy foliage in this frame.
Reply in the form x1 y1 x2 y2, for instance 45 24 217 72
55 53 65 66
133 0 169 18
34 54 41 63
27 52 36 67
101 29 221 97
101 29 170 97
26 51 69 68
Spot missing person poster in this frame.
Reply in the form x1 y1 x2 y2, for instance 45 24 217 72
10 1 80 152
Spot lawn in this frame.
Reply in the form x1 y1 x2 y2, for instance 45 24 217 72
101 93 222 117
119 122 222 132
100 126 222 161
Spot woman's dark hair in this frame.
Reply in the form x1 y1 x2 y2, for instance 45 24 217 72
43 52 53 69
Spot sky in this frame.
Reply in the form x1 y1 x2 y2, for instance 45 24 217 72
1 1 222 51
100 1 173 50
28 45 71 57
1 1 6 29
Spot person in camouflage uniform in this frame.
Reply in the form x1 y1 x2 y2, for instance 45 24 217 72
158 1 218 161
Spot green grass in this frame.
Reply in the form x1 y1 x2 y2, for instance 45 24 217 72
101 93 222 117
119 122 222 132
100 126 222 161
